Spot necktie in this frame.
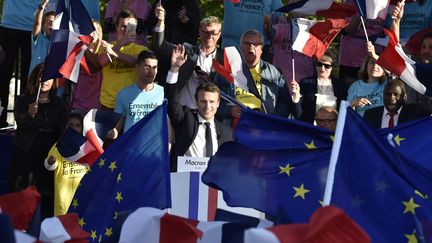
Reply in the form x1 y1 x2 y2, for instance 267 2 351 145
204 122 213 157
388 112 396 128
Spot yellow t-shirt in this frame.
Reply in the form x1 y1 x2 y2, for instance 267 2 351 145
47 144 89 216
235 64 262 110
100 42 147 108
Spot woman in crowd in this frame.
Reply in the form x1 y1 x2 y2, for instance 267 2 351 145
71 20 104 113
300 54 347 124
347 47 388 117
8 63 67 218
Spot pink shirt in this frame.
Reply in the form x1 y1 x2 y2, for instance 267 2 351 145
339 0 385 67
272 23 315 83
72 69 103 112
105 0 152 45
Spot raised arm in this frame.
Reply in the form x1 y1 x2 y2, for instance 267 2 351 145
32 0 49 37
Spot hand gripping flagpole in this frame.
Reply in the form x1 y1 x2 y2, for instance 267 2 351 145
323 101 349 205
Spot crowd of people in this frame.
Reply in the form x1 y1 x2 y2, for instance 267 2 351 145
1 0 432 221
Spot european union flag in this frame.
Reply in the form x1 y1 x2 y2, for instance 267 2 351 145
330 107 432 242
202 109 333 223
69 102 171 242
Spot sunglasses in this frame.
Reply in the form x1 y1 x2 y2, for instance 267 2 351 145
316 62 332 69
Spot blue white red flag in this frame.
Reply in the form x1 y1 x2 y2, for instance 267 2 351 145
377 28 426 94
277 0 357 18
83 109 122 148
212 46 261 100
56 127 102 166
42 0 95 82
291 18 349 60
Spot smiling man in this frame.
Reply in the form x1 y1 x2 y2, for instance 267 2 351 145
364 79 432 129
166 45 232 171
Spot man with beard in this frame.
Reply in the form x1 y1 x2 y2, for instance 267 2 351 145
364 79 432 129
114 50 163 133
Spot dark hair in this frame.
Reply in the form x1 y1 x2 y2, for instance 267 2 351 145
385 79 407 97
43 11 56 22
115 9 136 26
136 50 158 65
63 112 83 130
195 82 221 101
25 63 57 98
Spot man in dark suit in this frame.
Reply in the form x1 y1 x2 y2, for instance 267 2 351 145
364 79 432 129
153 4 222 109
166 45 233 171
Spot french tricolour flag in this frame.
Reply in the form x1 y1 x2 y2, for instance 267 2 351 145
277 0 357 18
57 127 103 166
170 172 264 222
377 28 427 94
41 0 95 83
119 207 271 243
83 109 122 147
39 213 90 242
291 18 349 60
212 46 261 100
355 0 390 20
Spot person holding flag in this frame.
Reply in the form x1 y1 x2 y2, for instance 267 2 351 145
216 30 302 124
8 63 67 219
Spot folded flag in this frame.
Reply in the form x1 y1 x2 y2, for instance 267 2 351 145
291 18 349 60
244 206 370 243
0 186 41 231
212 46 261 100
69 102 171 243
42 0 95 82
355 0 389 20
277 0 357 18
39 213 90 242
377 28 427 94
57 127 102 166
327 105 432 242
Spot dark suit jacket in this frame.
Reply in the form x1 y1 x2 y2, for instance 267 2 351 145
166 82 233 171
364 103 432 129
299 77 348 124
153 28 222 91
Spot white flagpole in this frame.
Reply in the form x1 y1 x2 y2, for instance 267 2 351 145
322 101 349 205
35 83 42 103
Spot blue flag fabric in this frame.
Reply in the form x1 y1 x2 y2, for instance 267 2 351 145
203 142 330 223
330 108 432 242
203 109 333 223
69 102 171 242
235 109 333 149
55 0 95 35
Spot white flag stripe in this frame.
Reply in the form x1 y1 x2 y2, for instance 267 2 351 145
224 46 249 91
119 207 163 243
244 228 280 243
39 217 72 242
291 18 315 53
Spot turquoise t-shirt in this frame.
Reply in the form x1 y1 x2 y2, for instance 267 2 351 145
115 83 164 131
28 32 50 76
221 0 283 48
347 79 387 117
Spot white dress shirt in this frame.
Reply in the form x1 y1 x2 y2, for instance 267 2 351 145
381 106 402 128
